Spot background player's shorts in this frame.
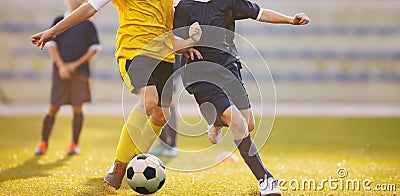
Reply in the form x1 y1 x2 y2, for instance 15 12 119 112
51 74 91 106
119 55 173 107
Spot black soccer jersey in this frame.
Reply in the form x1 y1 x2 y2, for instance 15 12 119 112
174 0 261 67
50 15 100 77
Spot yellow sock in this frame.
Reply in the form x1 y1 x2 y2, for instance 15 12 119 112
135 119 164 153
147 119 164 136
115 109 147 164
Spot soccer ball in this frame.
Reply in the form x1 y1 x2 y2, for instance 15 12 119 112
126 154 166 194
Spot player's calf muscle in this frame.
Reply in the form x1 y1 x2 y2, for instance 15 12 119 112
222 106 249 140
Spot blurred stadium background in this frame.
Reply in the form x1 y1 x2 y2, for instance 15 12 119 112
0 0 399 114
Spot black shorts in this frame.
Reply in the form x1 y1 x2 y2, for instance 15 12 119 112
51 74 91 106
187 62 251 125
120 55 174 107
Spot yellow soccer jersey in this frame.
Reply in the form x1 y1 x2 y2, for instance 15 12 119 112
112 0 175 63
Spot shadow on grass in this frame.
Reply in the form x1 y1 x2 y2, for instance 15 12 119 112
78 177 125 195
0 155 71 183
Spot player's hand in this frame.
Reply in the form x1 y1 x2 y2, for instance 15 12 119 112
183 48 203 60
189 22 202 43
30 28 57 50
59 66 72 80
292 13 309 25
65 62 79 71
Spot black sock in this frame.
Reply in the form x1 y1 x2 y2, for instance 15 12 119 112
73 113 83 144
41 115 55 143
235 135 273 181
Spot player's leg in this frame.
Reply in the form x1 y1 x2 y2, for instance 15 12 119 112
114 56 165 163
240 108 255 132
207 122 224 144
208 108 254 144
221 106 248 140
208 85 255 143
105 85 160 190
221 106 280 196
229 69 255 132
161 105 179 157
35 105 60 155
136 105 169 153
149 105 178 156
104 56 158 189
193 82 228 144
105 57 173 189
161 55 180 156
149 123 169 155
116 85 159 163
144 59 175 155
155 60 180 156
149 128 168 155
67 104 83 155
167 105 178 148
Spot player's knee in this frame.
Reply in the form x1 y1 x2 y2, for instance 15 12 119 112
48 106 60 116
143 98 158 115
231 117 247 132
152 116 167 126
231 120 249 139
151 108 168 126
224 114 248 137
72 105 82 113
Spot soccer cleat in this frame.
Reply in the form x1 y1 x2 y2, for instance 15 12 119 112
207 125 222 144
149 145 166 156
162 147 179 157
34 141 48 155
67 142 80 155
104 161 127 190
259 176 281 196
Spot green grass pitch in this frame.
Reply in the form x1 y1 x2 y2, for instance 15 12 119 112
0 116 399 195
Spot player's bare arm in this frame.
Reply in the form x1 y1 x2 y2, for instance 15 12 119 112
31 2 100 50
47 44 72 79
65 49 98 71
174 22 203 60
259 9 310 25
47 44 64 70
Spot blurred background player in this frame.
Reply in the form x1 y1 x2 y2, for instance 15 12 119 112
31 0 201 190
34 0 100 156
174 0 309 195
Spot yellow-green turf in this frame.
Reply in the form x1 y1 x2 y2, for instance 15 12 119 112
0 116 399 195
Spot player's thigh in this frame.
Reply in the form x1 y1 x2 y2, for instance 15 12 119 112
151 60 174 108
119 55 159 95
192 82 232 125
225 79 253 130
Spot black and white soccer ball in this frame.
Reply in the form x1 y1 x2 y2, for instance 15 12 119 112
126 154 166 194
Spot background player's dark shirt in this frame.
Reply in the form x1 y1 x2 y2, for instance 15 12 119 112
51 16 100 78
174 0 260 67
